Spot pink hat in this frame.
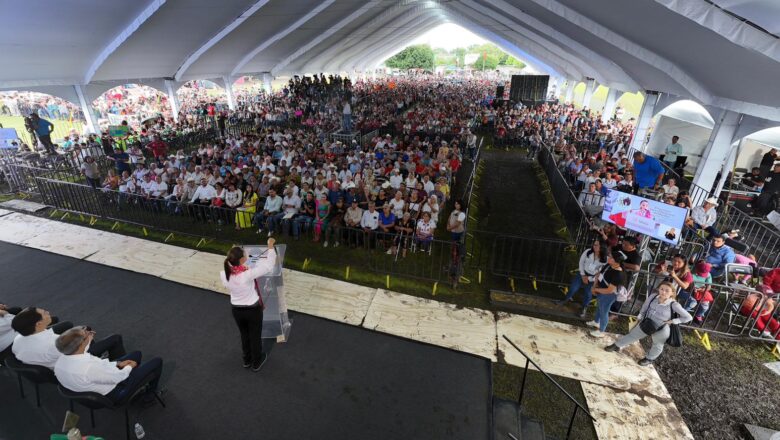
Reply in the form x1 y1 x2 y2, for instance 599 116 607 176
694 261 712 277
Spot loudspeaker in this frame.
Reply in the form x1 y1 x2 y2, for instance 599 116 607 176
496 85 505 99
509 75 549 106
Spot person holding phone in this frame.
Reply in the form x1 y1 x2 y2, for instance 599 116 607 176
220 238 277 372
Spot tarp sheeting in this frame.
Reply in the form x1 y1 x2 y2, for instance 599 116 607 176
1 0 779 120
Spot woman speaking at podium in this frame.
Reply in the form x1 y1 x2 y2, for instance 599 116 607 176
220 238 277 372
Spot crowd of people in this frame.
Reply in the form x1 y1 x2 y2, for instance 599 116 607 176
35 75 495 261
485 98 780 362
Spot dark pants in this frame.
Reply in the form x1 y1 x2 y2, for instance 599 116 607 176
232 303 264 365
104 352 163 404
87 334 126 361
39 134 55 154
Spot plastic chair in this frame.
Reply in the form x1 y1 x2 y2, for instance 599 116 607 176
58 379 165 440
4 354 58 407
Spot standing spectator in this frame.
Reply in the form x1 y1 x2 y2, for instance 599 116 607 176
604 281 692 366
30 113 55 154
632 151 664 194
663 136 683 169
80 156 101 188
587 250 627 338
760 148 778 178
556 240 607 317
146 135 169 161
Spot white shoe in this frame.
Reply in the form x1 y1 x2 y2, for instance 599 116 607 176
386 249 393 255
334 242 340 248
589 330 605 338
323 241 328 247
267 231 273 237
585 320 599 328
763 331 773 338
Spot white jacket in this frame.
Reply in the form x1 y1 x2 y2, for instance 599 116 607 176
220 249 278 306
579 249 605 277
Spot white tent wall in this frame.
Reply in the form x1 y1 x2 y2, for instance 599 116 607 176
645 115 713 172
736 138 775 172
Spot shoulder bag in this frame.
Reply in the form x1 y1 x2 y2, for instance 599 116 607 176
666 302 683 347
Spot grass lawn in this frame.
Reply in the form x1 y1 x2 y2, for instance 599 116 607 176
567 84 644 121
0 115 85 145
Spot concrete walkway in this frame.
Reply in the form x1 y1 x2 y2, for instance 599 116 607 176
0 208 693 439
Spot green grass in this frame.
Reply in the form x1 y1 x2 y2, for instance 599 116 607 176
568 84 645 121
493 364 598 440
0 115 85 145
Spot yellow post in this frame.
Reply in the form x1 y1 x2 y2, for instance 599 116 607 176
432 282 438 296
509 277 516 292
79 214 85 221
559 285 568 295
478 270 482 284
142 227 148 236
700 332 712 351
386 275 390 289
345 265 350 280
164 233 174 243
90 216 97 226
531 276 537 291
49 209 59 217
196 238 207 248
771 344 780 360
111 221 120 230
61 212 69 220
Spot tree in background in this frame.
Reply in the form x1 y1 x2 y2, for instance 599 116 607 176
467 43 525 71
385 44 435 70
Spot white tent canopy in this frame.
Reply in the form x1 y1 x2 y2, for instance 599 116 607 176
3 0 780 121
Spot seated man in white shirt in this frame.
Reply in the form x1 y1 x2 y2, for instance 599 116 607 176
189 177 218 222
0 304 22 359
360 202 380 248
54 327 163 405
11 307 126 369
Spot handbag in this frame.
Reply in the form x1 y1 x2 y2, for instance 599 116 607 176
666 302 683 348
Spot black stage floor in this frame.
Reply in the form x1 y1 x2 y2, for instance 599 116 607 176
0 242 490 440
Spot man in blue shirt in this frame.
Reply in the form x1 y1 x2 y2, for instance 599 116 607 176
31 113 55 154
632 151 665 192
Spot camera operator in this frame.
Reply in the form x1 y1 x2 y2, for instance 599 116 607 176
29 113 56 154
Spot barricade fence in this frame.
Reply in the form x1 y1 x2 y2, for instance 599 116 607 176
612 267 780 343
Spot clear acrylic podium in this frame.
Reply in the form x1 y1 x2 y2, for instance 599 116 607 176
242 244 292 342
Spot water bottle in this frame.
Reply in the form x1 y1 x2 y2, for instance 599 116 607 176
134 422 146 439
66 428 81 440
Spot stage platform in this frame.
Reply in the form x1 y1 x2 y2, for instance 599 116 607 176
0 210 694 439
0 242 491 440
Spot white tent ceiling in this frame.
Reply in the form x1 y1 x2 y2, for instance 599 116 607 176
2 0 780 121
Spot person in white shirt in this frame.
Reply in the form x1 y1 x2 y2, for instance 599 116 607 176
389 169 403 190
415 212 436 252
11 307 126 370
220 238 278 371
270 188 301 237
663 136 683 169
360 202 380 246
189 177 218 221
662 178 679 198
0 304 20 357
389 191 406 218
254 188 282 234
54 327 163 404
422 175 435 195
224 183 243 209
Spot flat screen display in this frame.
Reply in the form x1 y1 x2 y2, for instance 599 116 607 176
601 190 688 245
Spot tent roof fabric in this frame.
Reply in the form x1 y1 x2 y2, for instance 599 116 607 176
3 0 780 120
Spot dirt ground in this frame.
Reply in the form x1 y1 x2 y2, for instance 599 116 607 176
654 334 780 440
